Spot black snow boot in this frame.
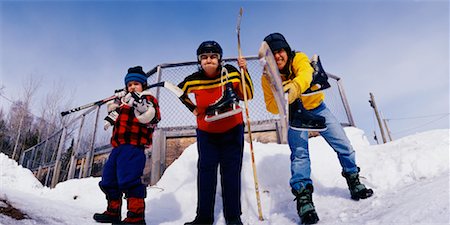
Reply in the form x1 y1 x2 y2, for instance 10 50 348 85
342 168 374 200
292 184 319 225
289 99 327 132
303 54 331 96
184 216 214 225
205 82 242 122
93 199 122 223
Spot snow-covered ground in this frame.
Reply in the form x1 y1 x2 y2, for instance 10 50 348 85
1 127 449 225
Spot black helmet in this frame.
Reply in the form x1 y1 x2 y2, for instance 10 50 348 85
264 33 292 55
196 41 223 61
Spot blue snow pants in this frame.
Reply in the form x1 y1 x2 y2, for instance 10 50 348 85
288 102 358 191
196 124 244 220
99 144 146 200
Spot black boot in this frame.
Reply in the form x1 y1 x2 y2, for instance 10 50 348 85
289 99 327 132
205 82 242 122
303 55 331 96
93 199 122 223
184 216 214 225
292 184 319 225
342 168 374 200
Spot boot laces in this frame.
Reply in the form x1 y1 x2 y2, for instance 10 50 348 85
220 62 229 92
293 193 312 205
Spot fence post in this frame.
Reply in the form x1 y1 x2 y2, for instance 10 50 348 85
142 147 153 186
275 120 287 144
83 105 101 178
68 114 86 180
150 129 166 185
51 127 67 188
159 131 167 175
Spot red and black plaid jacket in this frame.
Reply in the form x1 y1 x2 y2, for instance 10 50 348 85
111 95 161 148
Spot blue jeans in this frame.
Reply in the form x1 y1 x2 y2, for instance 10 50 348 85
288 103 358 191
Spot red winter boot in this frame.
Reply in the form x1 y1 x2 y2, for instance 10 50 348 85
93 199 122 223
113 198 146 225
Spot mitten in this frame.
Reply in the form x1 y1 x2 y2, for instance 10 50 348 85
133 98 153 114
283 81 301 104
106 99 120 112
121 92 135 106
104 110 119 130
114 89 127 99
134 100 156 124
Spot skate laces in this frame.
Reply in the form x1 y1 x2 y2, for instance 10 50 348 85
220 63 230 92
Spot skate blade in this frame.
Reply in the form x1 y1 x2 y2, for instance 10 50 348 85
290 126 327 132
204 108 242 122
302 84 331 97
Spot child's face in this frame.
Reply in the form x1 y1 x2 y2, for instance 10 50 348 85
127 81 143 93
200 53 220 77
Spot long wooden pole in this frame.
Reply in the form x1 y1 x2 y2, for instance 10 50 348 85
369 92 387 143
237 7 263 221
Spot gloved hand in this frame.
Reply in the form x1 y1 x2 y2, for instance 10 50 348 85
121 92 135 106
134 102 156 124
114 89 127 99
104 110 119 130
283 81 301 104
133 98 153 114
106 99 120 112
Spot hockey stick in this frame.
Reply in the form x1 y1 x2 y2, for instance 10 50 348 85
60 94 118 117
237 7 264 221
61 81 196 117
147 81 197 113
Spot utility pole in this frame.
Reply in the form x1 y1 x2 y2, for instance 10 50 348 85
369 93 387 143
383 118 393 141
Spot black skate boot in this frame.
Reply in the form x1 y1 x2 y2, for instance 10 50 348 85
342 168 374 200
303 55 331 96
93 199 122 223
292 184 319 225
205 82 242 122
184 216 214 225
289 99 327 132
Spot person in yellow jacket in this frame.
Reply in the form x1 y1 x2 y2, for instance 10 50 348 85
261 33 373 225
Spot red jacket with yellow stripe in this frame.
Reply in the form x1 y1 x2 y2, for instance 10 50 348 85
178 64 253 133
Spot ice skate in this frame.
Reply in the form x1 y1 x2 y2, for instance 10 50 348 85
303 54 331 96
205 82 242 122
289 99 327 132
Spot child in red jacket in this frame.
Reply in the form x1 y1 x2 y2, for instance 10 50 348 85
94 66 161 225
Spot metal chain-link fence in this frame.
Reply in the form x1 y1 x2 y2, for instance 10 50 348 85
19 56 354 187
147 56 354 129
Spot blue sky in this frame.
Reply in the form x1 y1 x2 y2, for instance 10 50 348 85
1 0 449 143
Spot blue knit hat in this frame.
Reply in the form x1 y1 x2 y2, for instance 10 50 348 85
124 66 147 86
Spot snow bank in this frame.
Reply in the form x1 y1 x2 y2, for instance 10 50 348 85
0 153 44 194
1 127 448 225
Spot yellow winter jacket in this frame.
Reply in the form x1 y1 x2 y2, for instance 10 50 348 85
261 52 325 114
